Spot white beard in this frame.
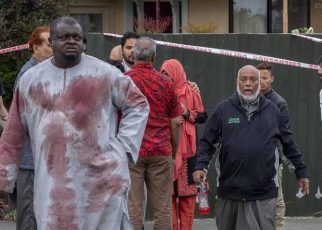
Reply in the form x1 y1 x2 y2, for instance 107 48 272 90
237 84 260 102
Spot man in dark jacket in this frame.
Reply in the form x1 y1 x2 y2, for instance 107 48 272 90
12 25 52 230
256 62 293 230
193 65 309 230
317 56 322 127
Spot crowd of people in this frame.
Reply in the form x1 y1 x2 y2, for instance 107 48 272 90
0 15 320 230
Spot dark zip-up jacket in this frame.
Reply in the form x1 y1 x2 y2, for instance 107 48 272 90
195 92 308 201
15 57 38 170
265 88 295 170
265 89 291 129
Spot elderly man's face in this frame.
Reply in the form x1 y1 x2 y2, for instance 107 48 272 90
237 66 260 102
318 63 322 83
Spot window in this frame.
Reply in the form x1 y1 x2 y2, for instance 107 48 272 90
288 0 310 32
230 0 310 33
231 0 267 33
144 1 173 33
72 14 103 33
271 0 283 33
132 0 183 33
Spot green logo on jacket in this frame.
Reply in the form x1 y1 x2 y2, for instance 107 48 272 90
228 117 240 124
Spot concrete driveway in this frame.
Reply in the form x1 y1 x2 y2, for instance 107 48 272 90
145 217 322 230
1 217 322 229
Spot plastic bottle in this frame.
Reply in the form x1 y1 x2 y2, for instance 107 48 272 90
197 182 210 215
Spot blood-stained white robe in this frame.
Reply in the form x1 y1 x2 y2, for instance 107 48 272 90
0 54 149 230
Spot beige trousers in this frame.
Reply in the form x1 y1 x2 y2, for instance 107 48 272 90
128 156 173 230
276 164 285 230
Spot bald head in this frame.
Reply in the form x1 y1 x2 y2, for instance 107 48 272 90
237 65 260 79
133 37 156 64
109 45 123 61
237 65 260 102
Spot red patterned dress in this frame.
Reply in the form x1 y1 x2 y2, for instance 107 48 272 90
160 59 207 230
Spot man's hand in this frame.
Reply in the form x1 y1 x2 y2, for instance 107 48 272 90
193 170 206 185
188 81 200 93
298 177 310 195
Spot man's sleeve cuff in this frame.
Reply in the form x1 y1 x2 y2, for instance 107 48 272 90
295 167 309 180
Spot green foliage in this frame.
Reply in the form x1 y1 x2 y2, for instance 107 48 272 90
0 0 69 106
3 209 16 222
291 27 314 34
0 195 16 221
182 20 218 33
2 72 18 107
134 17 172 34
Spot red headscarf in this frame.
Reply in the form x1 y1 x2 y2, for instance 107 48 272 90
160 59 204 180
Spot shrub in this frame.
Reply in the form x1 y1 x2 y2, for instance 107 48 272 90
133 16 172 34
0 0 69 106
182 20 218 33
291 27 314 34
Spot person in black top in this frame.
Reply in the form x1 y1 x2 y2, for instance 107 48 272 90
193 65 309 230
256 62 293 230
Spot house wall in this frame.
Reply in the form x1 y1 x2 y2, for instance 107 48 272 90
187 0 229 33
68 1 321 34
68 0 230 33
311 0 322 33
68 0 119 33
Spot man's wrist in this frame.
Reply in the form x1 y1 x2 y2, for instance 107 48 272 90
194 168 207 173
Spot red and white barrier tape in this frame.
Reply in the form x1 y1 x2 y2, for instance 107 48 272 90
104 33 319 70
292 33 322 44
0 44 29 55
2 34 320 70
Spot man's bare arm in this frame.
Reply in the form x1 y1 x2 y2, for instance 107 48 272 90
170 116 182 158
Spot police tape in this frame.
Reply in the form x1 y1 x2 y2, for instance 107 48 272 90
1 34 320 70
292 33 322 44
0 44 29 55
104 32 319 70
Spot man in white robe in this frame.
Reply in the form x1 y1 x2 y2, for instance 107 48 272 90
0 16 149 230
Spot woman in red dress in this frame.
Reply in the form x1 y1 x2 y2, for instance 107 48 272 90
160 59 207 230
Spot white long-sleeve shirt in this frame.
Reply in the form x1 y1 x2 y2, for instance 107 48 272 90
0 54 149 230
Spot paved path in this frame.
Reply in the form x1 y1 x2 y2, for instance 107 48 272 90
1 217 322 229
0 221 14 230
144 217 322 230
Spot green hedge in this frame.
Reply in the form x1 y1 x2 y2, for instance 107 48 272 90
0 50 31 107
0 0 69 107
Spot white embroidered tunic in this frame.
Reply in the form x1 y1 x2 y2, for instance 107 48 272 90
0 55 149 230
